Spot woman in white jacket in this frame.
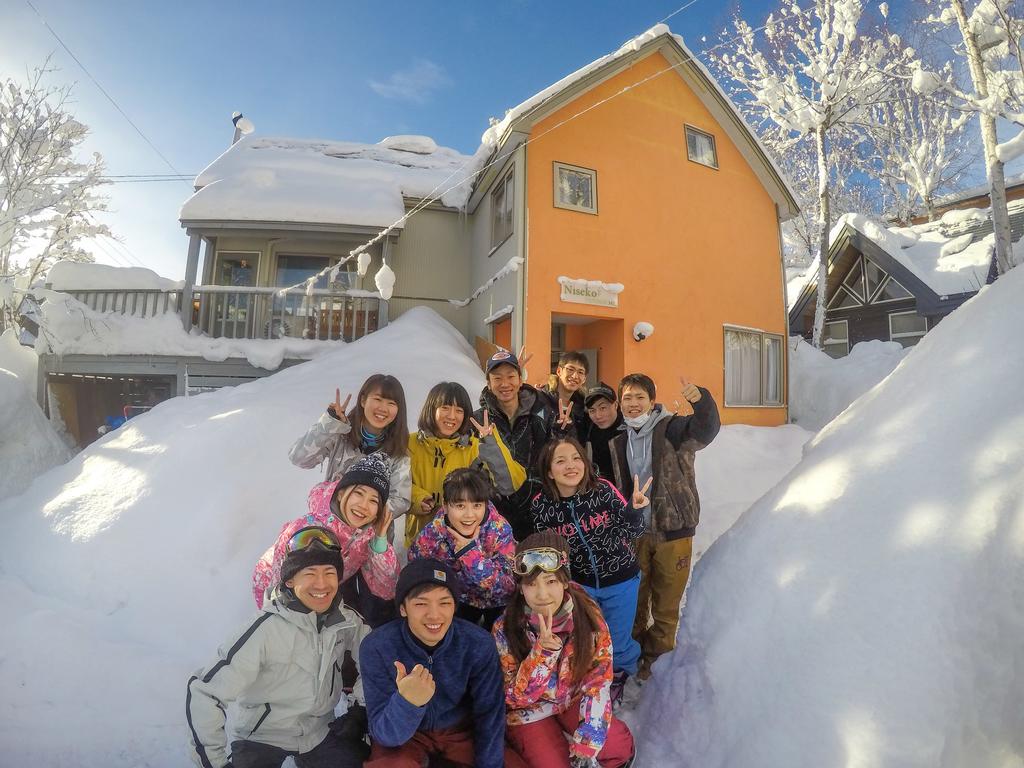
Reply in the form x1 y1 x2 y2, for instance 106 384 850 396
289 373 412 518
187 527 370 768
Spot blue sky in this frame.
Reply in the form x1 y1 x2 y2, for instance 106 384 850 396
1 0 977 279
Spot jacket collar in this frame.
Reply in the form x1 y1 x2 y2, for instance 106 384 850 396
399 616 456 660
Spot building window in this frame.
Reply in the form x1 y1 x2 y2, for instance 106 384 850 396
823 320 849 359
491 170 514 250
685 125 718 169
724 327 785 406
553 162 597 214
889 311 928 348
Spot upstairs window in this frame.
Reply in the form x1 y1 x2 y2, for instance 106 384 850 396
491 170 514 250
553 162 597 214
685 125 718 169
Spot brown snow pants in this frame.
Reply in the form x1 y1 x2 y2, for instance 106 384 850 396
365 725 528 767
632 533 693 678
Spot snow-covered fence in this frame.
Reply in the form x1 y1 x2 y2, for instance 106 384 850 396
193 285 387 342
57 286 388 343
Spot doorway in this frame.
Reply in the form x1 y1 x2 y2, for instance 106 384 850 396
551 314 624 388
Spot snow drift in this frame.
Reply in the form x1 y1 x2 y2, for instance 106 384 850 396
788 337 908 431
0 369 70 500
634 266 1024 767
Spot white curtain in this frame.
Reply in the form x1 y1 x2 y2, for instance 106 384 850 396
763 336 782 405
725 330 761 405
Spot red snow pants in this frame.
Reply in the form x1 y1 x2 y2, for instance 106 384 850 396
365 725 528 767
505 701 634 768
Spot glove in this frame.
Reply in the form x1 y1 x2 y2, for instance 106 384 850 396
341 649 359 693
569 756 600 768
329 703 369 742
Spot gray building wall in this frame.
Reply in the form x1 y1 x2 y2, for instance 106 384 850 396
468 148 526 349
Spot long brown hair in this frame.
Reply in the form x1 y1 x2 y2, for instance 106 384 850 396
345 374 410 458
504 531 604 686
537 436 598 500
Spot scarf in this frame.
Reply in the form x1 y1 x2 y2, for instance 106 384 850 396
623 404 672 525
526 595 575 637
360 426 382 451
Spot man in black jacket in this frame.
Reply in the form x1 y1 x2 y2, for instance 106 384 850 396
538 350 592 443
582 381 622 481
473 349 572 538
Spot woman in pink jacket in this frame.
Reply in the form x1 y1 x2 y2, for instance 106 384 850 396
253 453 400 626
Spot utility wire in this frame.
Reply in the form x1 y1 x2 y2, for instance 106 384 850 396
25 0 189 182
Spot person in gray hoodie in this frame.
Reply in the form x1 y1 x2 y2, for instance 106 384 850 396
610 373 720 681
187 527 370 768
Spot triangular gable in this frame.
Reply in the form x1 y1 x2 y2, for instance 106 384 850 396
789 224 942 323
473 24 799 221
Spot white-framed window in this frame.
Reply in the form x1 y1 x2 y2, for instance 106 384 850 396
889 310 928 348
553 162 597 214
724 326 785 407
822 319 850 359
491 170 514 250
685 125 718 168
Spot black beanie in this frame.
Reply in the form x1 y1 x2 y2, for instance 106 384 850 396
338 452 391 502
395 558 461 606
279 528 344 587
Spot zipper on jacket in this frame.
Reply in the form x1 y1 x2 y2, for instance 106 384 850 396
249 703 271 736
569 499 602 588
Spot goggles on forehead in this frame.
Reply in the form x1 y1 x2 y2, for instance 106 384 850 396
512 547 568 576
287 527 341 553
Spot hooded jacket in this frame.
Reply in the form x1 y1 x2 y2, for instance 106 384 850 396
360 618 506 768
288 410 412 516
252 478 400 608
539 377 591 445
187 590 369 768
408 504 516 609
530 478 646 588
493 595 614 760
585 411 624 481
611 388 721 541
405 428 525 546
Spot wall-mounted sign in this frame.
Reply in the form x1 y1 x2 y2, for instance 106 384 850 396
558 276 623 308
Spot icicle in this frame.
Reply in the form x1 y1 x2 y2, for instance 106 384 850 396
374 259 396 301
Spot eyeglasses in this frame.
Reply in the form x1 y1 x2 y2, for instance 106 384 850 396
560 366 587 380
512 547 568 576
287 527 341 553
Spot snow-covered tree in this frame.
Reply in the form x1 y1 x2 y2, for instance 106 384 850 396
0 63 110 327
911 0 1024 273
710 0 907 346
866 71 974 222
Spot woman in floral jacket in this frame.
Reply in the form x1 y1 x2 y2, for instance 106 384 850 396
493 532 634 768
253 453 400 626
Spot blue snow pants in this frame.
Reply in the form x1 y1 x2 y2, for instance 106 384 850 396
583 574 642 676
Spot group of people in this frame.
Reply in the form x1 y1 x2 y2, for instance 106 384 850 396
186 348 721 768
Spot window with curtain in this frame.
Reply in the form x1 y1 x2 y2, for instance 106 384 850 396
685 125 718 168
725 327 785 406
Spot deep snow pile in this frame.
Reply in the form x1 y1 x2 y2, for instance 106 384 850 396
0 369 70 500
0 327 39 391
633 266 1024 767
0 304 810 766
788 337 908 431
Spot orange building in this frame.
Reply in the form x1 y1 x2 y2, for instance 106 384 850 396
468 25 799 425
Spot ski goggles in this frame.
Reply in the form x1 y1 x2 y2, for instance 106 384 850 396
512 547 568 576
287 526 341 553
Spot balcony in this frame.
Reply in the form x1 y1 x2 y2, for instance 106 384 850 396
61 285 388 342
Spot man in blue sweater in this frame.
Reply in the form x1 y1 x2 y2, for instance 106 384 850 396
360 559 522 768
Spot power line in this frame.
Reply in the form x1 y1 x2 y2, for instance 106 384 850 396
660 0 701 25
24 0 190 182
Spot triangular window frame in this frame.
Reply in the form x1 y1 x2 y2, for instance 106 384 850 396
872 275 913 303
828 285 863 309
841 257 868 301
863 258 888 302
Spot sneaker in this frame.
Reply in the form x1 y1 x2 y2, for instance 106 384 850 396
609 671 628 710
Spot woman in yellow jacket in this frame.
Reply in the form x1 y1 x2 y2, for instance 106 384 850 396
405 381 527 547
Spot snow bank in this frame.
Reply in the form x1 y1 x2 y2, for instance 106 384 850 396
181 135 473 228
788 337 908 431
46 261 184 291
0 327 39 391
0 307 481 767
633 264 1024 767
0 369 71 500
35 291 348 370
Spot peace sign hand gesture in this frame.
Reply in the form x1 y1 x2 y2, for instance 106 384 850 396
328 389 352 422
374 504 394 539
556 399 574 430
517 346 534 382
536 609 563 652
469 409 494 439
632 474 653 509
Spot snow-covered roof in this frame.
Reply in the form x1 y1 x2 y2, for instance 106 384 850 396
180 135 474 228
477 23 800 219
933 171 1024 208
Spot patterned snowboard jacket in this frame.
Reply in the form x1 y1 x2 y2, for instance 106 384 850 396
407 504 516 610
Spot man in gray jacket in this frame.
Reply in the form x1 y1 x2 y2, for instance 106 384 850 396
187 527 370 768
